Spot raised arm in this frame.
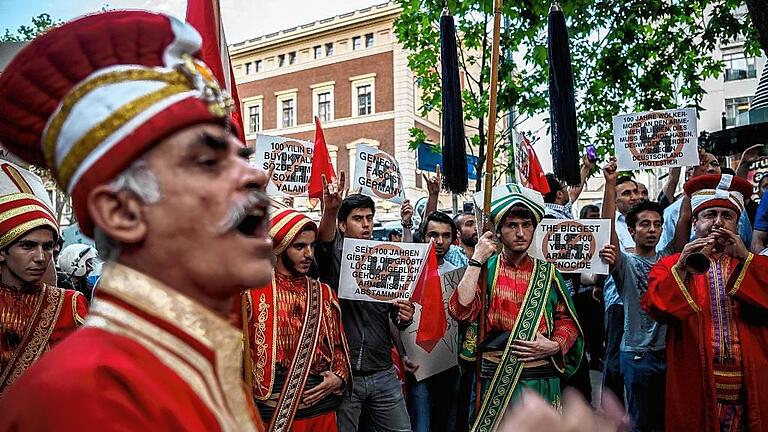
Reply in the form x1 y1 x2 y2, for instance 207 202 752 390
661 167 681 205
400 199 414 242
448 231 496 322
420 165 441 232
568 155 594 203
601 158 621 270
318 171 346 242
670 194 692 253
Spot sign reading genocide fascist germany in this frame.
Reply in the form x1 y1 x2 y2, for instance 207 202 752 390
252 134 314 197
612 108 698 171
353 144 406 205
531 219 611 275
338 239 430 303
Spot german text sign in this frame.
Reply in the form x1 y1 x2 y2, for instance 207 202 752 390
613 108 698 171
253 134 314 197
338 239 429 303
353 145 406 204
532 219 611 274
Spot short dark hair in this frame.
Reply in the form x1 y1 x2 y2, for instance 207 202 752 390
338 194 376 223
616 177 638 190
543 174 563 203
579 204 600 218
422 211 457 242
626 200 664 229
387 229 401 240
452 211 474 227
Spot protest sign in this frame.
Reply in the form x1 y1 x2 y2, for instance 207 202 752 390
338 239 430 302
531 219 611 274
352 145 406 204
747 156 768 202
252 134 314 197
402 267 463 381
613 108 698 171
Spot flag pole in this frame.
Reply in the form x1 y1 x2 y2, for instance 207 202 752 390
475 0 503 417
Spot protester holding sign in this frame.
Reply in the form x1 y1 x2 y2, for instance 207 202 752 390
448 184 583 432
352 145 406 204
314 181 415 431
241 208 350 432
600 157 692 432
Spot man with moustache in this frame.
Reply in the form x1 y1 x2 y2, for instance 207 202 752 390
0 11 272 431
453 211 478 260
449 184 583 432
643 174 768 432
315 185 415 431
0 161 88 396
242 208 350 432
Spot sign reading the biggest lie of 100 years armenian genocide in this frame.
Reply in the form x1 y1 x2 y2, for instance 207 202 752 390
352 144 406 205
338 239 430 302
252 134 314 197
613 108 699 171
530 219 611 275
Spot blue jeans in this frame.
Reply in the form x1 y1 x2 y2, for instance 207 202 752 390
336 367 411 432
406 366 460 432
620 350 666 432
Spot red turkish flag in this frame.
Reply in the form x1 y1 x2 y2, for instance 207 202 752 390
186 0 245 142
515 132 550 195
308 117 337 198
409 242 446 353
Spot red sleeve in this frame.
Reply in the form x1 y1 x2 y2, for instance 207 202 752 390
727 254 768 311
73 291 88 325
641 253 701 322
448 284 481 323
550 301 579 355
326 286 350 386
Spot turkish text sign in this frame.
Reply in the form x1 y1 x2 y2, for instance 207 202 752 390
338 239 429 303
353 145 406 204
613 108 698 171
253 134 314 197
531 219 611 274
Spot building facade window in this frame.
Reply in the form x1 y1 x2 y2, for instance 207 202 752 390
281 99 294 128
254 60 262 72
724 53 757 81
725 96 753 126
352 36 362 50
325 43 334 56
314 45 322 59
278 54 285 67
288 51 296 65
351 74 376 117
244 62 251 75
317 92 331 121
357 85 372 115
248 105 260 133
312 82 335 123
365 33 374 48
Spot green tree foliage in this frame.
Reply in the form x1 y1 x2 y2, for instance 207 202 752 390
1 13 62 42
394 0 761 188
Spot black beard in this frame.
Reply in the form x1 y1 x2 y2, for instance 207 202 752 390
462 236 478 247
278 254 309 277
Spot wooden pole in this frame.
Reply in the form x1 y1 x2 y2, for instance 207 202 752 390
475 0 503 418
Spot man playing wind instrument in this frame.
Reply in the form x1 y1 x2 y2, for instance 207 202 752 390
448 184 583 431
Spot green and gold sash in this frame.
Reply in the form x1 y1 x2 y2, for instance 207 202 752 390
470 256 553 432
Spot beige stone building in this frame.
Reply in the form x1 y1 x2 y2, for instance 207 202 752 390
231 2 451 217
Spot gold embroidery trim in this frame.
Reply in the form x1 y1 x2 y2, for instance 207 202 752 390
713 370 743 377
0 218 59 249
2 164 33 194
0 193 47 205
672 265 701 312
728 253 754 296
0 285 65 395
72 292 86 325
43 69 190 171
715 383 742 390
57 83 191 187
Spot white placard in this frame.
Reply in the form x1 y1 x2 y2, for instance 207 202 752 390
613 108 698 171
252 134 314 197
338 239 430 303
352 144 406 204
531 219 611 275
401 266 463 381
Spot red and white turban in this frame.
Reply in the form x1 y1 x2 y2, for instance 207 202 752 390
269 208 317 256
0 161 58 249
0 11 238 237
684 174 753 215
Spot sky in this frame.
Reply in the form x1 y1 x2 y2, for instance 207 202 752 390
0 0 385 44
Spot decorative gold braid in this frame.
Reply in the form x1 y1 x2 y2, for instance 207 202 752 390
0 193 46 205
672 265 701 312
728 253 754 296
57 83 191 187
43 69 190 172
0 218 59 250
2 164 33 194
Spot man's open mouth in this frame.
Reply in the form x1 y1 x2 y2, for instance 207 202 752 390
235 202 269 237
